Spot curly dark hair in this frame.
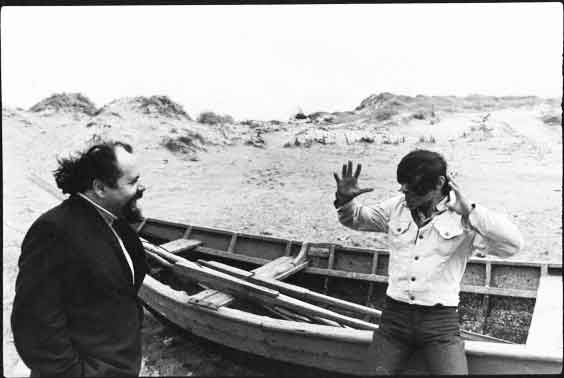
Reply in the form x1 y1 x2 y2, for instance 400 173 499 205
54 141 133 195
396 149 449 196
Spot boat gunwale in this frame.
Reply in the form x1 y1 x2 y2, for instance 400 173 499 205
138 217 562 269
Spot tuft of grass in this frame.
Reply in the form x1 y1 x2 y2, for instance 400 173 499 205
197 111 234 125
373 108 398 122
382 135 406 145
418 135 437 143
161 131 207 155
541 113 561 126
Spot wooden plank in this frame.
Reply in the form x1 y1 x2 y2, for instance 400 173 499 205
227 233 238 253
188 289 233 310
172 260 379 331
253 256 300 279
485 261 492 287
199 260 382 319
460 284 537 298
365 251 380 307
160 238 203 254
526 274 563 350
199 261 255 279
196 246 267 264
323 245 336 294
192 256 309 309
182 226 192 239
305 267 389 283
481 260 492 331
284 241 293 256
135 218 148 233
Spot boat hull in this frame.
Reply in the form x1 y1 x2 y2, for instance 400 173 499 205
140 275 562 375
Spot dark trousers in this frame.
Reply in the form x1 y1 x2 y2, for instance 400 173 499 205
376 296 468 375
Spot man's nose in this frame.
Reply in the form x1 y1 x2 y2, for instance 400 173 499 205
399 184 408 194
138 184 146 193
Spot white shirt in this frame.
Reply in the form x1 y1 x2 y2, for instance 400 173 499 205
77 193 135 284
337 195 524 306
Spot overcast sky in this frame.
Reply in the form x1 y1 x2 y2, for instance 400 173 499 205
1 3 562 120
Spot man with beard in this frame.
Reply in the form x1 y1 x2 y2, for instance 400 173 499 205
332 149 523 374
12 141 149 377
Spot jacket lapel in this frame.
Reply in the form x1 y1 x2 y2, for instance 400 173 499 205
72 196 136 289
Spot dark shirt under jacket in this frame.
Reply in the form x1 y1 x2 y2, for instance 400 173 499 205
11 195 149 377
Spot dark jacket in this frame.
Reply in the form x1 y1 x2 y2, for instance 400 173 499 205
11 195 148 377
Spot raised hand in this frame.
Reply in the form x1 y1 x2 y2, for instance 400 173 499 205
446 173 472 216
333 160 374 201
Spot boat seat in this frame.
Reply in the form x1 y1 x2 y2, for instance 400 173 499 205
159 238 202 254
188 256 307 309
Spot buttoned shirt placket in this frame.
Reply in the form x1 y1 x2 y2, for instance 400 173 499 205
407 202 448 303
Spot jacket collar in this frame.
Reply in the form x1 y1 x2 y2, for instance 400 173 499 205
77 193 118 226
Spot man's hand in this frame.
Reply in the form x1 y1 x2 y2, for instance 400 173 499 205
333 161 374 204
446 173 472 217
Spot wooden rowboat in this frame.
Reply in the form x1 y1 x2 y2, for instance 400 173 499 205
133 217 563 375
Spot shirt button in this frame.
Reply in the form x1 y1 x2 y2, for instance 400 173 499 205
410 295 415 300
397 228 402 232
411 277 416 282
419 234 424 239
414 256 419 261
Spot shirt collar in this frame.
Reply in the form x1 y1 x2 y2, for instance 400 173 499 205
77 192 118 226
400 195 449 213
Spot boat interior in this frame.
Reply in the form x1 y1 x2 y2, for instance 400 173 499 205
135 218 562 345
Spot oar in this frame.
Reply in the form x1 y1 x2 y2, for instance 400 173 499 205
171 259 379 331
199 259 382 319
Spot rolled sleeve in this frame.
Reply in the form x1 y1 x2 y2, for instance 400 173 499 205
467 204 524 258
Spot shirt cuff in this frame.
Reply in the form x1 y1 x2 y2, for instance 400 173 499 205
333 192 355 208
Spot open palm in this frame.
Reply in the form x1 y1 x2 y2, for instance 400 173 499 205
333 161 374 199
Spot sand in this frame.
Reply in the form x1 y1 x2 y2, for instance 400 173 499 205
2 100 561 376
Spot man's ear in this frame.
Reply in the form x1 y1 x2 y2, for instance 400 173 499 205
92 179 106 198
436 176 446 190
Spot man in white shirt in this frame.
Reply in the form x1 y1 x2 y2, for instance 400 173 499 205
333 149 523 374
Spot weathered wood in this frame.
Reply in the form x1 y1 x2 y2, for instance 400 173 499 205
198 260 382 319
305 266 389 283
171 260 379 331
460 284 537 298
323 244 336 294
526 274 563 350
182 226 192 239
135 218 148 233
160 238 203 254
189 256 309 310
145 249 174 267
179 244 542 298
284 241 293 256
227 233 238 253
366 251 380 308
143 240 185 263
